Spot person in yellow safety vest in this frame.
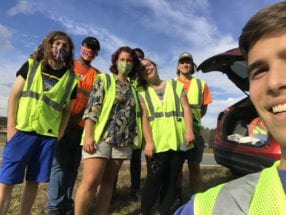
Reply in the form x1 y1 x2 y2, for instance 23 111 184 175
47 36 101 215
0 31 78 215
74 46 142 215
137 58 195 215
248 117 268 143
112 47 145 202
175 2 286 214
175 52 212 205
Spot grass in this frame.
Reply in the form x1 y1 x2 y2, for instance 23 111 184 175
0 135 5 144
0 137 236 214
5 162 237 215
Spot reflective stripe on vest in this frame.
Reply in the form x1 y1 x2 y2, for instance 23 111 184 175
91 73 115 143
16 58 78 137
194 161 286 215
213 173 260 214
176 77 204 134
82 73 142 148
21 61 75 112
194 172 260 214
189 78 203 109
144 80 183 122
76 88 90 97
138 80 185 152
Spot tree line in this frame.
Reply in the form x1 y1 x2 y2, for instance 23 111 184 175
200 127 216 149
0 116 216 148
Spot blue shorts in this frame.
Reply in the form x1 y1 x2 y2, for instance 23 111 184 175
0 131 57 184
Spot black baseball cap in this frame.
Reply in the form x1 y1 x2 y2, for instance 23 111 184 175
81 37 100 51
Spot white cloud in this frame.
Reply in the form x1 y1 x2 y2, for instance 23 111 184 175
1 0 269 127
0 55 26 117
0 23 28 116
7 0 34 16
0 24 13 51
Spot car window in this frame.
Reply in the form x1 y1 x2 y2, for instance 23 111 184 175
230 60 248 79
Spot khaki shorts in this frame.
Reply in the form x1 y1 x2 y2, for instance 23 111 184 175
82 140 132 160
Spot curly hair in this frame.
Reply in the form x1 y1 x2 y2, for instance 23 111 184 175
109 46 141 80
30 30 74 71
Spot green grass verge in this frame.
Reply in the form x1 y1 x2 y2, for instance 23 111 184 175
6 163 235 215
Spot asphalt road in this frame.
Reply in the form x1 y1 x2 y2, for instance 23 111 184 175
201 153 218 166
0 145 218 166
0 131 218 166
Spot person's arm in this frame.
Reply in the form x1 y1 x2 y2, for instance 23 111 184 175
7 75 25 141
174 197 195 215
82 118 96 154
201 104 208 118
140 102 154 158
201 83 212 117
180 95 195 146
58 103 71 140
81 78 104 154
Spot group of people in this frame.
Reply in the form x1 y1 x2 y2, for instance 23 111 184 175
1 1 286 215
0 30 210 215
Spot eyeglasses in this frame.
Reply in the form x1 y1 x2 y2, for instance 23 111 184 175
150 156 160 174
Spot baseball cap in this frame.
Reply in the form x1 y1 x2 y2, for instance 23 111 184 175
178 52 193 62
81 37 100 51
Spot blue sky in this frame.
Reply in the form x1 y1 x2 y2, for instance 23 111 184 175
0 0 281 129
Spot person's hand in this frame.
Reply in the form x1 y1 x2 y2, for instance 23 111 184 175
7 127 17 142
83 134 96 154
144 142 154 158
57 130 64 141
185 130 195 146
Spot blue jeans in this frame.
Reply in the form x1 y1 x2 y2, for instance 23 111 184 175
46 128 83 213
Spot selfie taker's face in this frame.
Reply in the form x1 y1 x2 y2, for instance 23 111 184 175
248 32 286 145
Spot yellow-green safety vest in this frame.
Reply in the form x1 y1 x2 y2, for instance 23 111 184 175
81 73 142 148
193 161 286 214
138 80 187 152
175 77 205 135
16 58 78 137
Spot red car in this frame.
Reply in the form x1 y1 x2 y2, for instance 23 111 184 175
198 48 281 175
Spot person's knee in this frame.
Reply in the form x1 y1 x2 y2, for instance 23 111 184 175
0 183 14 195
80 176 99 192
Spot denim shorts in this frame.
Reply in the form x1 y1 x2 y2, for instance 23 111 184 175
0 131 57 184
81 140 132 160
